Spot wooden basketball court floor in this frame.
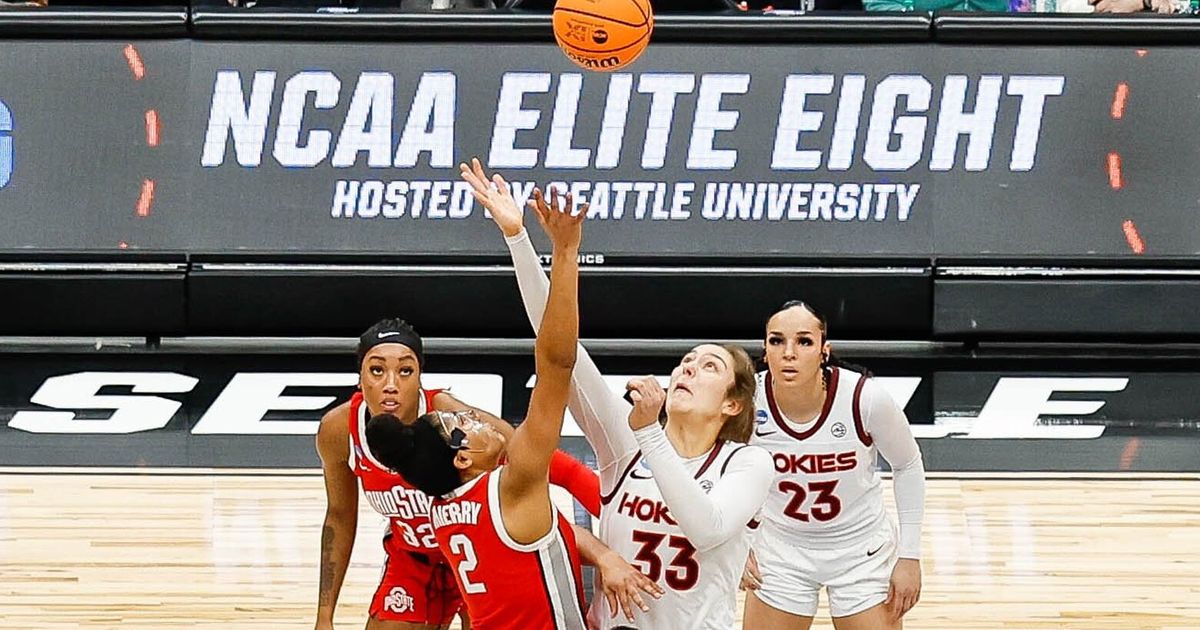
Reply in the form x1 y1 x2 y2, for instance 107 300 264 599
1 469 1197 630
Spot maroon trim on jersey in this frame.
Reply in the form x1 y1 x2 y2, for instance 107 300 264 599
766 367 839 441
719 444 752 476
600 453 643 506
747 518 761 530
851 375 874 447
695 440 725 478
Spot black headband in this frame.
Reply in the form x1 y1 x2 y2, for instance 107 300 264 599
357 324 424 368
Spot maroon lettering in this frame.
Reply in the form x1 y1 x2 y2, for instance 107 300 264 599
773 451 859 474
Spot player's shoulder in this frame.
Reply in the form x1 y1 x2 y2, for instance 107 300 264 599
722 442 773 474
849 372 890 404
317 400 352 441
429 388 457 409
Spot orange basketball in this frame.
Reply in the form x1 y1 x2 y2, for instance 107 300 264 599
553 0 654 72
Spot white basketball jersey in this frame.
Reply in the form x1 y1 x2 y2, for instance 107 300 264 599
751 367 886 548
591 441 755 630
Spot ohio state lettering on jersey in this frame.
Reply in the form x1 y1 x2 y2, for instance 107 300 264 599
348 389 443 552
432 469 586 630
593 442 751 630
752 368 888 546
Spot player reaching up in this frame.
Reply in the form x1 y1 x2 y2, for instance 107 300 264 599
367 194 646 629
462 158 775 630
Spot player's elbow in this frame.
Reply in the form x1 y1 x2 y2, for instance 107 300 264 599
688 530 728 553
323 504 358 525
679 520 730 553
536 341 578 371
892 451 925 476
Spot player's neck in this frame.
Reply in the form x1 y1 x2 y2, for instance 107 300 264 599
663 415 722 458
772 370 827 423
455 469 484 492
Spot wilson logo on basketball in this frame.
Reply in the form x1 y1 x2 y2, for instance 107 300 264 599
566 51 621 70
592 29 609 44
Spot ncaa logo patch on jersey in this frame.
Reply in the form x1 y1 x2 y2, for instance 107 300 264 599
831 422 848 438
699 479 714 493
755 409 769 426
383 587 415 614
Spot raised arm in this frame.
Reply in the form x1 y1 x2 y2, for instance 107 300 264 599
497 196 583 544
433 390 599 514
461 158 638 487
626 378 775 553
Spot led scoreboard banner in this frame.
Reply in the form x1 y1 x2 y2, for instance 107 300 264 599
0 38 1198 258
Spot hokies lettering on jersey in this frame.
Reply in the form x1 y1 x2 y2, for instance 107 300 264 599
348 388 443 552
753 368 886 543
594 441 753 630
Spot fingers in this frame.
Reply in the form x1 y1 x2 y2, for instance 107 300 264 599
739 569 761 591
618 578 655 621
605 591 618 619
630 587 648 615
615 587 634 621
530 188 550 225
458 162 484 192
491 173 510 196
625 377 664 406
901 587 920 616
641 575 664 598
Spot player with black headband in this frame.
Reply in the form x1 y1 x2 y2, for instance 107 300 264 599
364 192 661 630
314 318 605 630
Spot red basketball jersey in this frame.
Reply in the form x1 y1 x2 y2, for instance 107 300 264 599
348 388 443 554
431 468 587 630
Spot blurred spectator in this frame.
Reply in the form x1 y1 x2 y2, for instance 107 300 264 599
866 0 1194 8
865 0 1007 10
1088 0 1184 11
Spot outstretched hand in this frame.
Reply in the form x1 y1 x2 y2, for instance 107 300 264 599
596 550 664 622
458 157 524 238
530 187 585 252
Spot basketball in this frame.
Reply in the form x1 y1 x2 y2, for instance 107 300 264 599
552 0 653 72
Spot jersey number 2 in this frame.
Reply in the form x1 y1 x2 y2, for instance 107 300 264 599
631 530 699 590
448 534 487 594
779 479 842 522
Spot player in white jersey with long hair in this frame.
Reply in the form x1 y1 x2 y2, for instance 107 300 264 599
741 300 925 630
460 158 775 630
